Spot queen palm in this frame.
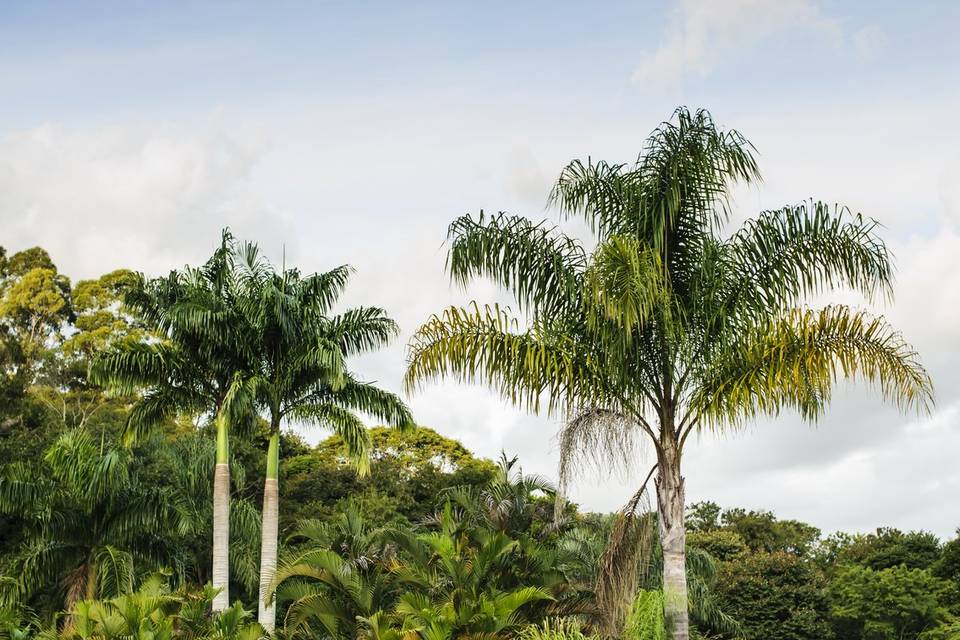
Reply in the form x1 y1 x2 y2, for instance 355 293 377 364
404 108 933 639
90 232 255 612
227 243 413 631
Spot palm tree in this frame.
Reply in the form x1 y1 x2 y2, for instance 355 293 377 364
404 108 933 639
0 430 177 613
90 232 255 612
226 242 413 631
159 435 262 598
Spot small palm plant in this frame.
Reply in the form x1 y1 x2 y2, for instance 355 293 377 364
59 574 262 640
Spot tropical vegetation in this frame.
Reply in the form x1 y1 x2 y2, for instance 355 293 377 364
0 108 955 640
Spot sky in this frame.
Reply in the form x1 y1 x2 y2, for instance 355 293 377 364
1 0 958 536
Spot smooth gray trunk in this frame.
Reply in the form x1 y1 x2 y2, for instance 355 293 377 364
212 462 230 611
656 442 689 640
257 477 279 631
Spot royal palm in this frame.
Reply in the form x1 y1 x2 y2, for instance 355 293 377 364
405 108 933 639
91 234 255 611
227 242 413 631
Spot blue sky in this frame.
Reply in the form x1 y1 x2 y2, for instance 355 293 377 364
2 0 959 536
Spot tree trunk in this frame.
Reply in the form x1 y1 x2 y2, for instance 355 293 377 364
656 436 689 640
85 557 98 601
257 431 280 632
212 413 231 612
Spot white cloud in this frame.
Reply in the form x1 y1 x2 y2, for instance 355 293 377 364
0 113 285 280
633 0 847 83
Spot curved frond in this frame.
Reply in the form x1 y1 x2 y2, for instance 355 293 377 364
327 307 399 356
696 306 934 426
405 304 596 415
447 212 586 315
725 200 894 313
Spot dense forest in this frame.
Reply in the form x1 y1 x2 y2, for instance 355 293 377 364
0 241 957 640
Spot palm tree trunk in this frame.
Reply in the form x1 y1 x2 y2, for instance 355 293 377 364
656 434 688 640
257 430 280 632
85 557 98 601
212 413 231 612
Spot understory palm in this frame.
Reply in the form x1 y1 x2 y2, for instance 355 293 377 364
0 430 178 612
405 108 933 640
272 506 555 640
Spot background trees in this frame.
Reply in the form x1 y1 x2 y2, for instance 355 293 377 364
0 191 952 640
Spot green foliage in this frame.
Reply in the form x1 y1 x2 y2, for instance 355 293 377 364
686 502 722 534
624 591 666 640
273 502 564 640
0 429 181 610
284 426 495 531
933 531 960 588
687 530 748 562
824 528 944 572
58 575 262 640
62 270 143 362
720 509 820 556
519 618 598 640
714 552 834 640
829 564 955 640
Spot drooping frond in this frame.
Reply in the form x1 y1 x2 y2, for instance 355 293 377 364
557 407 648 500
311 377 414 430
93 546 135 599
125 386 207 444
88 341 182 395
695 306 934 427
289 403 372 473
326 307 399 356
593 484 656 636
405 303 596 415
447 212 587 315
724 200 894 315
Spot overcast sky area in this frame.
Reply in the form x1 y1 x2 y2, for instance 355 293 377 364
1 0 958 537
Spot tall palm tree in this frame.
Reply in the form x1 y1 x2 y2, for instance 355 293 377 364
227 242 413 631
90 232 255 612
404 108 933 639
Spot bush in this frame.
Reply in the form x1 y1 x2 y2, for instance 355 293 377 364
519 619 597 640
829 564 954 640
687 530 748 562
714 552 834 640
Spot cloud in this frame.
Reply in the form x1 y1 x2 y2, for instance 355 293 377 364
633 0 849 83
0 113 285 280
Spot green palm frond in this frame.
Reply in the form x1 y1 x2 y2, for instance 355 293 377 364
724 200 894 314
326 307 399 356
697 305 933 426
406 303 593 415
447 212 586 316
